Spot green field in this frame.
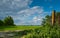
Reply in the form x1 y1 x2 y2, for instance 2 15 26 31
0 25 60 38
0 25 41 31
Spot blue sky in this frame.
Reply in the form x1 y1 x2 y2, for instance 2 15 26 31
30 0 60 11
0 0 60 25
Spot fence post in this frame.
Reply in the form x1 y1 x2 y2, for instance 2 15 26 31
52 10 55 26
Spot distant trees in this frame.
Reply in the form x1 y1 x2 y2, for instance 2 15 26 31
0 20 4 26
0 16 15 26
55 12 60 25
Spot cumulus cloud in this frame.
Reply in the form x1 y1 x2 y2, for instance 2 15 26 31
13 6 46 25
17 6 43 16
0 0 47 25
33 16 42 22
0 0 32 12
0 0 32 19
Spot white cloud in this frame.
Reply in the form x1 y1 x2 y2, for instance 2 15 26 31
0 0 32 11
18 6 44 16
0 0 32 19
0 0 48 25
13 6 45 25
33 16 42 21
33 16 42 22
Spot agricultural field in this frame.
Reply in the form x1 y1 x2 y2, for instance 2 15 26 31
0 25 41 31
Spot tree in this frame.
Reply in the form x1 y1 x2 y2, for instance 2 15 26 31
55 12 60 25
42 15 51 26
4 16 14 26
0 20 4 26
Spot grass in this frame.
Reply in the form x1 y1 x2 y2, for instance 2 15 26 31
0 25 41 32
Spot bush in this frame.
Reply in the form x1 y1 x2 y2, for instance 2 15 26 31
0 20 4 26
4 16 14 26
24 25 60 38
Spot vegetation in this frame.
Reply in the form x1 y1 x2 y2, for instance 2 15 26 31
42 12 60 26
0 20 4 26
24 25 60 38
0 25 41 31
23 12 60 38
0 12 60 38
0 16 15 26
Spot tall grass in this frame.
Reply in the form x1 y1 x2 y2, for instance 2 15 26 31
24 25 60 38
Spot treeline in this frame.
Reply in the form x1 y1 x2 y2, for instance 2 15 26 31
0 16 15 26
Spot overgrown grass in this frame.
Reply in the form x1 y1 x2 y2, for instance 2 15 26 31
24 25 60 38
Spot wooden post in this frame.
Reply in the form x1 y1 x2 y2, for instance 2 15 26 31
52 10 55 25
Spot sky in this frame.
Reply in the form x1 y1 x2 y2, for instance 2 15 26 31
0 0 60 25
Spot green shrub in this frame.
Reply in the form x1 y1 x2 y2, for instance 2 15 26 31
4 16 14 26
24 25 60 38
0 20 4 26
